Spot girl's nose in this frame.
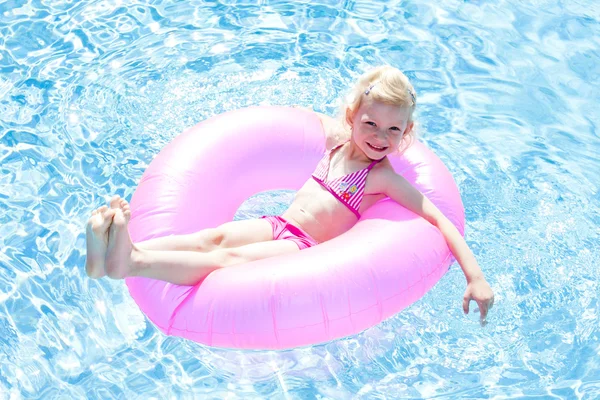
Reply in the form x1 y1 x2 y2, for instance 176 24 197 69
375 128 389 138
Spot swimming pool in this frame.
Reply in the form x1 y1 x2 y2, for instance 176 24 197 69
1 0 599 398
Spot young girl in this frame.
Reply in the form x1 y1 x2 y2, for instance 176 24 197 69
86 66 494 324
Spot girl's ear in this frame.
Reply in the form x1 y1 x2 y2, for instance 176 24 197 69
404 121 415 136
345 107 354 128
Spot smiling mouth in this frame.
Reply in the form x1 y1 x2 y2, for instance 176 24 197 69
367 142 388 152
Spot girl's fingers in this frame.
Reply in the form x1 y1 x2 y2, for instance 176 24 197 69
479 301 488 320
463 296 470 314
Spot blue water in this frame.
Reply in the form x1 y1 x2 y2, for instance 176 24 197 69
1 0 599 398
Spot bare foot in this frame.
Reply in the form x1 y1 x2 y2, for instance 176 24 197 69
110 194 132 223
109 194 121 211
105 208 137 279
118 197 131 221
85 206 116 279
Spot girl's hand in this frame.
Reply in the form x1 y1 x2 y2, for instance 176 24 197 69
463 277 495 326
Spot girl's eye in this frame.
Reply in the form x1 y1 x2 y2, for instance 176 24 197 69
390 127 400 131
366 121 376 127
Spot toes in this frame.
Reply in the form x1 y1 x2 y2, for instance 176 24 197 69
92 205 109 217
90 209 117 234
101 208 117 227
109 195 121 209
91 215 105 234
119 198 130 210
122 202 130 215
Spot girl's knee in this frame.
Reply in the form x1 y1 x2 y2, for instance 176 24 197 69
212 247 240 268
193 228 225 251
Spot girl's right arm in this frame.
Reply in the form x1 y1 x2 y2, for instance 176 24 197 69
316 112 344 150
293 105 346 150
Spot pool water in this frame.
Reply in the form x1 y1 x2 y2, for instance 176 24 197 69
1 0 599 398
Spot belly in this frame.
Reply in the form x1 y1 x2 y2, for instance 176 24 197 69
282 179 360 243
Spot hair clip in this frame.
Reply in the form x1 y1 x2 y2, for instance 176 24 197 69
364 84 375 95
408 88 416 105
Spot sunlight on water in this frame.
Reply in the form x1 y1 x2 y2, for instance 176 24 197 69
0 0 599 398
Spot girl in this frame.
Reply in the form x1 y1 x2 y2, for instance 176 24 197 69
86 66 494 323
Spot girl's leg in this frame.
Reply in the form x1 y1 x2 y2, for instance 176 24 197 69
107 195 273 252
135 219 274 252
105 209 298 285
130 240 298 285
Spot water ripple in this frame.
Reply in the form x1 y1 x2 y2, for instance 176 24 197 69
1 0 599 398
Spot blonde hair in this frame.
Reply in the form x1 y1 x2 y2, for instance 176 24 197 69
339 65 418 153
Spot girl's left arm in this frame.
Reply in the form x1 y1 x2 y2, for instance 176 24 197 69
378 169 495 324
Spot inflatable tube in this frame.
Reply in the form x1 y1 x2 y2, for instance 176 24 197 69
126 106 465 350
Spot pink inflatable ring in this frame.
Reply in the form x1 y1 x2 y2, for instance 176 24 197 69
126 106 465 350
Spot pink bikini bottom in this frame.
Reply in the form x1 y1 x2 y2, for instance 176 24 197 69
261 216 319 250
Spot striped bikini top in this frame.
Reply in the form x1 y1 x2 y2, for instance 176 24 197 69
311 142 382 218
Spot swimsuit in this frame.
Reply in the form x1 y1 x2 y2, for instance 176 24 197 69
311 142 382 218
263 142 381 250
261 216 319 250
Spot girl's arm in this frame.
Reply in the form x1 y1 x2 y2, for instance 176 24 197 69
376 169 495 323
292 106 347 150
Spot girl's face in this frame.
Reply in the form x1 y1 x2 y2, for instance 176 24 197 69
347 98 413 160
